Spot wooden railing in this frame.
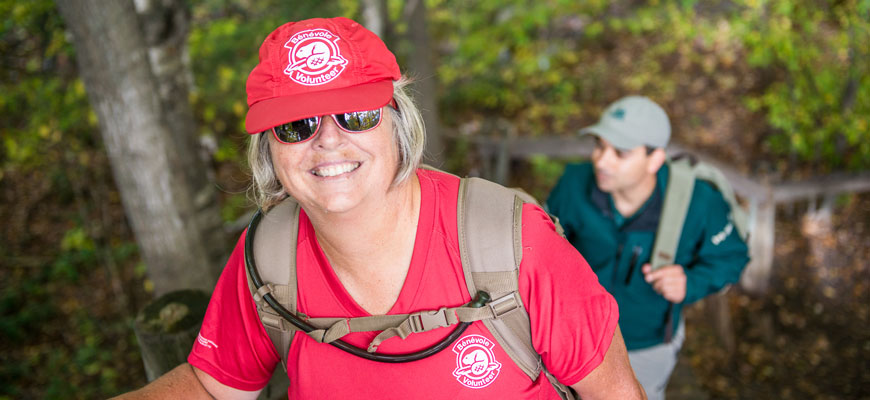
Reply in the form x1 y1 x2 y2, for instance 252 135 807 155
472 135 870 295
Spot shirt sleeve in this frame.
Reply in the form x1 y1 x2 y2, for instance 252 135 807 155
683 190 751 304
518 203 619 386
187 232 281 391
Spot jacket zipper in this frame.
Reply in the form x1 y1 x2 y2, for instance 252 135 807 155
611 242 624 286
624 246 643 285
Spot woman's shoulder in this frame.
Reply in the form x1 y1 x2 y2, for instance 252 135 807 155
417 167 462 202
417 166 460 184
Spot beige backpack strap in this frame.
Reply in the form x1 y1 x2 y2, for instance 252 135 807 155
459 177 575 399
244 198 302 370
297 302 513 351
458 177 542 380
650 158 696 271
652 158 749 272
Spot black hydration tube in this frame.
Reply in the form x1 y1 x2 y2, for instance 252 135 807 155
244 208 491 363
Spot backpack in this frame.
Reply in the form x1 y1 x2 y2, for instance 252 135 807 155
649 155 750 342
650 154 750 271
244 175 575 399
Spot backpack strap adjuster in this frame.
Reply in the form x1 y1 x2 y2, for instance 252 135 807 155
259 308 290 331
488 293 520 318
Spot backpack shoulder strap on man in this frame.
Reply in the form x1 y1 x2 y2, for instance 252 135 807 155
459 177 575 399
691 161 749 242
649 158 697 271
650 156 749 271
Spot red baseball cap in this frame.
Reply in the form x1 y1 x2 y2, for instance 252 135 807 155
245 17 401 134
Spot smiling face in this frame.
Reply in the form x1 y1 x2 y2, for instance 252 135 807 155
269 107 400 215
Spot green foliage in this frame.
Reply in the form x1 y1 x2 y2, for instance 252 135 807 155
431 0 610 134
0 221 141 399
0 0 96 181
0 278 55 344
429 0 868 171
527 155 568 199
732 0 870 170
220 189 250 222
1 3 143 388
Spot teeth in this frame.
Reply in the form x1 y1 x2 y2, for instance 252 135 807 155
312 162 360 177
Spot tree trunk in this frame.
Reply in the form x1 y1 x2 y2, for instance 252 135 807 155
134 0 230 274
361 0 389 39
56 0 223 295
133 289 210 381
405 0 445 167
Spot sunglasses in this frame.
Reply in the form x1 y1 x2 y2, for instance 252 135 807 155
267 100 396 144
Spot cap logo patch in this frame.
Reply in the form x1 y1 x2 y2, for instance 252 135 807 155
610 108 626 120
283 28 348 86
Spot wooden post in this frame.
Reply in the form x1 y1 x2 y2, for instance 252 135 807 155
704 291 735 354
740 193 775 295
494 136 511 185
133 289 210 381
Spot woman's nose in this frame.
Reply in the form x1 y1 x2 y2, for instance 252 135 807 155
312 116 344 148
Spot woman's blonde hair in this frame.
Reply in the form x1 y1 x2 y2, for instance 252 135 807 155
247 77 426 211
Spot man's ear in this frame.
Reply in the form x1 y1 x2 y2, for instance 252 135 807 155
647 148 667 174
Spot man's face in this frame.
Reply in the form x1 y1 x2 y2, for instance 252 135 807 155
590 136 658 194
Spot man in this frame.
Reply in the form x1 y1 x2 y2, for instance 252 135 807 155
546 95 750 400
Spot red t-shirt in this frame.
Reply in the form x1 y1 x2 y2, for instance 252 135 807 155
189 169 618 399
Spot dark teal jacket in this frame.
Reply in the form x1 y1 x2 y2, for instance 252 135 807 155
546 162 749 350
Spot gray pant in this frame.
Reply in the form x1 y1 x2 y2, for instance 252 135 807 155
627 321 686 400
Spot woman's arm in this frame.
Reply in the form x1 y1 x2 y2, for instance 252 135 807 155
111 363 263 400
570 327 646 400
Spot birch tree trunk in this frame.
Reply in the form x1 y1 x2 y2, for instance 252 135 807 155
57 0 225 295
134 0 229 276
361 0 389 39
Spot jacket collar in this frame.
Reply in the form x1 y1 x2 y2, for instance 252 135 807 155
589 167 665 232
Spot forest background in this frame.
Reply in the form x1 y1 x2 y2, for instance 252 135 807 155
1 0 868 399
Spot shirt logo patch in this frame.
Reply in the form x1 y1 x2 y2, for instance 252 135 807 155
711 220 734 246
197 333 218 349
452 334 502 389
283 28 348 86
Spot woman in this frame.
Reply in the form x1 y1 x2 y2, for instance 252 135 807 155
117 17 644 399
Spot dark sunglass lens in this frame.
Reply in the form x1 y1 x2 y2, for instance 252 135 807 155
336 109 381 132
274 117 319 143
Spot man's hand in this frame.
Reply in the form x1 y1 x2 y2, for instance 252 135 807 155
641 264 686 303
